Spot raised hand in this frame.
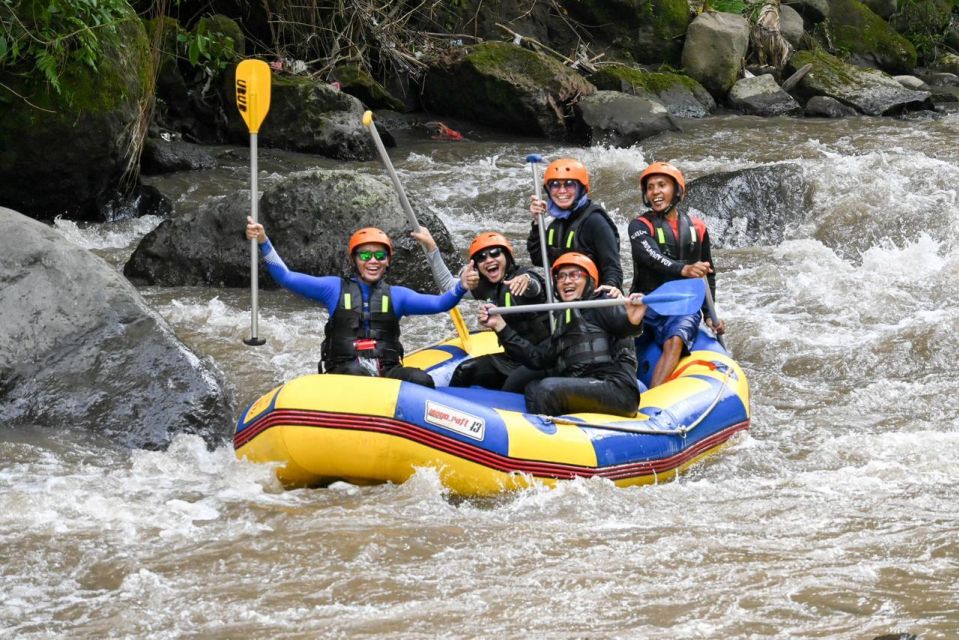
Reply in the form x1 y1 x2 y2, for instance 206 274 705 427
529 195 547 223
461 260 480 290
409 226 437 252
680 261 711 279
504 272 531 296
625 293 647 325
595 284 623 299
246 216 266 244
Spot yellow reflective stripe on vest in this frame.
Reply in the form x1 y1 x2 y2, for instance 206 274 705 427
565 308 572 324
505 292 513 307
565 230 574 249
343 293 352 308
547 228 555 246
657 228 666 244
690 225 697 243
381 295 390 313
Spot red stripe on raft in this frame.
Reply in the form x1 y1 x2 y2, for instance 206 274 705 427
234 409 749 481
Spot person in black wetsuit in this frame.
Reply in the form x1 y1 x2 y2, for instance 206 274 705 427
410 227 551 392
478 252 647 417
627 161 726 388
527 158 624 296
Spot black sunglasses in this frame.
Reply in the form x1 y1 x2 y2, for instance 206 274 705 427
356 249 388 261
547 179 579 191
474 247 504 262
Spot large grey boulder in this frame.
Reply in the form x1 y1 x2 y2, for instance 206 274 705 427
124 170 459 293
683 163 813 248
779 4 806 48
573 91 679 147
0 9 152 220
826 0 917 73
589 65 716 118
787 51 932 115
224 68 375 161
0 207 233 448
681 12 751 98
729 74 802 116
421 42 596 141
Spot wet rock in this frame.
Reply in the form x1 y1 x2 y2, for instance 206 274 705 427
728 74 802 116
804 95 859 117
681 12 751 99
0 10 152 221
929 53 959 75
421 41 596 141
894 75 929 91
0 207 234 449
141 138 217 174
95 183 173 222
787 50 932 115
683 163 813 248
589 64 715 118
124 169 459 293
572 91 678 147
779 4 805 48
332 64 407 112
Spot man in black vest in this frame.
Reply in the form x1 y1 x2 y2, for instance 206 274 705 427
527 158 624 295
478 253 647 417
628 162 726 387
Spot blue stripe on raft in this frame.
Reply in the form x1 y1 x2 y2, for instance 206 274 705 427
235 391 280 435
589 375 747 466
392 381 512 456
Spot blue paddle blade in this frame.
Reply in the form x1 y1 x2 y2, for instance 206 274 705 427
526 153 543 163
643 278 706 316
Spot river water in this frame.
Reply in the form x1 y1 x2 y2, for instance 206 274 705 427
3 114 958 639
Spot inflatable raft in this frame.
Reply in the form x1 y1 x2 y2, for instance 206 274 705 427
234 324 750 496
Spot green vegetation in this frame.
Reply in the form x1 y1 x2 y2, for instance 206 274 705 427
0 0 132 95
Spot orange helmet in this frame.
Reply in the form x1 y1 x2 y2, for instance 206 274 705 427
551 252 598 285
348 227 392 256
468 232 513 260
543 158 590 193
639 161 686 205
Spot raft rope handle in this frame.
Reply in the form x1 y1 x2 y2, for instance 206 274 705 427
541 361 734 437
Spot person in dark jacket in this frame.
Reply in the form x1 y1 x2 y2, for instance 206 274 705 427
627 161 726 387
246 218 473 388
478 252 647 417
411 227 550 391
527 158 624 295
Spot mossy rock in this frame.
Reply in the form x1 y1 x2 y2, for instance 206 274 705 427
787 49 931 114
929 53 959 75
195 14 244 62
589 64 715 117
825 0 917 73
565 0 690 64
889 0 954 64
0 6 153 219
332 64 407 112
422 41 596 140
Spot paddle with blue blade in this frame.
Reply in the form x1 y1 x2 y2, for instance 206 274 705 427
488 278 706 317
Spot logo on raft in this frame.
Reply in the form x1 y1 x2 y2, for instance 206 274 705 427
424 401 486 441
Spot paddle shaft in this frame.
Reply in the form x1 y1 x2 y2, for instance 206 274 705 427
362 111 471 352
702 276 727 350
245 132 264 345
528 157 556 331
490 297 634 315
365 115 422 241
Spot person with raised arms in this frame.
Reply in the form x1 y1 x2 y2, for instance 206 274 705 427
478 252 647 418
246 217 474 388
411 226 550 391
628 161 726 388
527 158 624 296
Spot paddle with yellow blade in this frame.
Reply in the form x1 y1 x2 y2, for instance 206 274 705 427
361 110 472 353
235 59 271 346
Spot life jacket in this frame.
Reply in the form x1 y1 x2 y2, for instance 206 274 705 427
474 265 551 345
551 298 636 377
320 277 403 372
545 202 619 267
631 210 707 294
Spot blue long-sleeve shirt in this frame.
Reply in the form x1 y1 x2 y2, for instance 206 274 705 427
259 239 467 317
